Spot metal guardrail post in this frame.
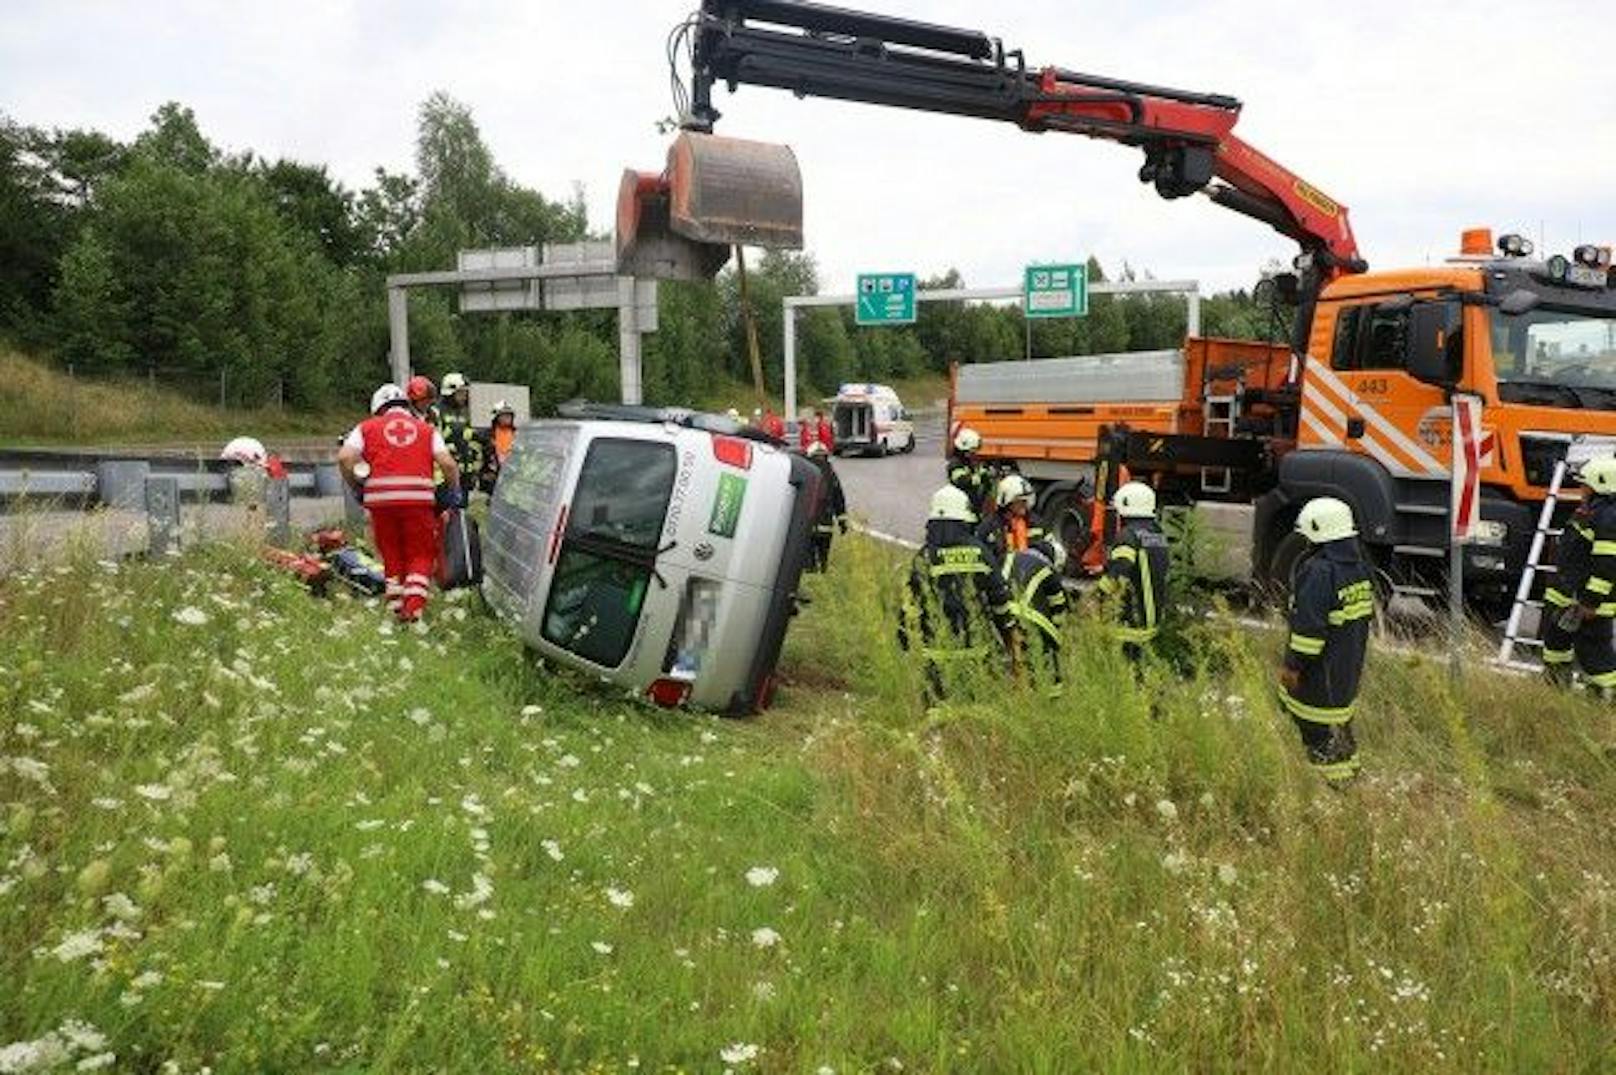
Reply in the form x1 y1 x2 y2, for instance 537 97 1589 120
145 476 181 556
266 477 292 547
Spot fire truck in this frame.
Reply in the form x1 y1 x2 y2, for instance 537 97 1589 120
616 0 1616 605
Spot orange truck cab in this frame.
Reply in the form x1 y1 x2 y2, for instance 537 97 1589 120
952 231 1616 608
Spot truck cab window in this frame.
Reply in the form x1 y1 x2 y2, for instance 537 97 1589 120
1334 299 1462 373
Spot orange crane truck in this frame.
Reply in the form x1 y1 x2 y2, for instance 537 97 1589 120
618 0 1616 608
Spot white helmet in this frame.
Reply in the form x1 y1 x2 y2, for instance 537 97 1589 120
1581 455 1616 495
725 407 741 422
441 372 468 394
954 427 982 454
370 383 407 415
220 436 267 467
1296 496 1357 544
997 473 1035 509
489 399 513 418
1113 481 1157 519
929 485 976 523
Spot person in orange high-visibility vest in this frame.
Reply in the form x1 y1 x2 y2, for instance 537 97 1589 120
338 384 461 623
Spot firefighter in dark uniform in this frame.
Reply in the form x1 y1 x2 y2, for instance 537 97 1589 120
1539 456 1616 693
805 441 847 572
978 472 1059 566
898 485 1014 704
436 371 483 496
1280 497 1374 786
1100 481 1170 658
948 427 995 519
1007 542 1069 691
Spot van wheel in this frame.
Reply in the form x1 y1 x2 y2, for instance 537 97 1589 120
878 439 889 457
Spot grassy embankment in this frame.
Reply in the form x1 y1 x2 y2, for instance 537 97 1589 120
0 351 346 449
1 532 1614 1072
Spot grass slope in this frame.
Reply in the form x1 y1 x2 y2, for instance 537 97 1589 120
1 536 1614 1072
0 351 345 448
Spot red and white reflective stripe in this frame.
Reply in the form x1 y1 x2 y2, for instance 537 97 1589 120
1451 395 1484 541
386 580 403 609
366 475 435 489
364 489 436 506
400 585 430 598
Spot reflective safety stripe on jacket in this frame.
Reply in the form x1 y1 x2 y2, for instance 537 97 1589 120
1103 520 1168 643
1575 496 1616 616
898 528 1013 659
359 413 437 509
1282 538 1373 723
1008 550 1067 644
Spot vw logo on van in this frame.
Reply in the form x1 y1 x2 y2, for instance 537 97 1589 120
694 541 715 561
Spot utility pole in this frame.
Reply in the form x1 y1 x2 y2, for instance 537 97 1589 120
735 245 767 407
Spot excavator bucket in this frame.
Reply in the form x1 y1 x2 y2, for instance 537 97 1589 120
616 132 803 281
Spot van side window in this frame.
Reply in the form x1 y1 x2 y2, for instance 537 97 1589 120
542 438 677 668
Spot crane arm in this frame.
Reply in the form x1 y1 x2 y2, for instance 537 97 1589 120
681 0 1364 276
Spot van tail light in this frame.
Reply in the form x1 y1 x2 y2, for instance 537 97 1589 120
754 672 778 711
711 435 753 470
647 677 693 708
547 504 570 565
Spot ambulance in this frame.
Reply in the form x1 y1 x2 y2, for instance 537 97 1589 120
830 383 915 456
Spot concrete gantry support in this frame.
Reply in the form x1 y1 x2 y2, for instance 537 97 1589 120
781 278 1201 426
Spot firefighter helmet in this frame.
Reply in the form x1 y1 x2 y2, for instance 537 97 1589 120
953 427 982 454
489 399 514 419
1581 455 1616 495
440 372 468 394
997 472 1035 509
1113 482 1157 519
220 436 268 467
929 485 976 523
370 383 408 414
405 375 436 404
1296 496 1358 544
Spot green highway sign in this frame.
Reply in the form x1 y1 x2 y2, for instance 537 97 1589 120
855 272 917 325
1024 263 1088 319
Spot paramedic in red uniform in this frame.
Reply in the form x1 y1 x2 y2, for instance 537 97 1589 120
338 384 462 623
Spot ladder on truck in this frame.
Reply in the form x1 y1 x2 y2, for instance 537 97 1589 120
1200 387 1241 494
1497 458 1569 671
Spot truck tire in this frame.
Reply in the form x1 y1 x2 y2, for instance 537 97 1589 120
1038 486 1094 568
1265 530 1313 599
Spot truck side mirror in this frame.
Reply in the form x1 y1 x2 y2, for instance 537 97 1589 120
1406 304 1457 385
1498 288 1540 316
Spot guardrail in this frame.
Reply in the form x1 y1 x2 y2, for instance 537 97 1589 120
0 448 346 506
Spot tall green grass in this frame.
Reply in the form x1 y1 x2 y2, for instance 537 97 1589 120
1 532 1613 1071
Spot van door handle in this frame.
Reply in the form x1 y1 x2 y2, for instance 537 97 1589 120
1346 417 1366 439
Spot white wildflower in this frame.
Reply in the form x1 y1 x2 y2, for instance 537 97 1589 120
89 798 123 811
605 886 635 909
118 684 156 704
591 941 614 955
750 926 781 949
453 872 493 910
283 853 314 876
1154 799 1179 823
102 893 141 922
406 708 432 726
422 879 450 896
172 606 210 626
131 971 163 990
76 1052 116 1071
520 705 543 717
0 1036 68 1072
1161 851 1191 876
1217 863 1239 886
208 853 232 873
51 929 103 963
133 784 172 802
719 1042 759 1065
745 866 779 888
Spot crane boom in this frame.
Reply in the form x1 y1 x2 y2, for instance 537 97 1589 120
682 0 1364 277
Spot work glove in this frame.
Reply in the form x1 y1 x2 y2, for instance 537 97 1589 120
1278 666 1301 693
443 487 466 511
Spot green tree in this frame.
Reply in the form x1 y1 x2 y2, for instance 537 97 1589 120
0 117 70 337
132 103 216 176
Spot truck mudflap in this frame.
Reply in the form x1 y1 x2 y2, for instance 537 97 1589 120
1273 450 1402 544
726 453 823 715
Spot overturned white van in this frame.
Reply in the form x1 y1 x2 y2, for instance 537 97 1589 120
481 404 823 715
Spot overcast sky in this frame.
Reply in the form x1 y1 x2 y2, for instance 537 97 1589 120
4 1 1614 293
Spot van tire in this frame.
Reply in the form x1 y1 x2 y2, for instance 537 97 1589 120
877 439 889 457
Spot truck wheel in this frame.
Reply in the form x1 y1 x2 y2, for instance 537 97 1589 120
1263 530 1313 604
1041 487 1094 569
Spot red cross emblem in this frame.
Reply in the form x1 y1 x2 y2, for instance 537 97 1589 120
382 417 419 448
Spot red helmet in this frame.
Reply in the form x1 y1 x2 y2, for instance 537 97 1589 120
405 375 436 404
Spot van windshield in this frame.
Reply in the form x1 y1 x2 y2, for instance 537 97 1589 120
541 438 677 668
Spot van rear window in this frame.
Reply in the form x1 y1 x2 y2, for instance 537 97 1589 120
541 438 676 668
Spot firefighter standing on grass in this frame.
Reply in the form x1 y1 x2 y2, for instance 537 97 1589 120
979 472 1059 565
898 485 1013 704
948 427 994 518
338 384 462 623
805 440 847 572
1100 481 1170 658
1538 456 1616 694
1279 497 1373 785
437 372 483 495
1007 542 1069 691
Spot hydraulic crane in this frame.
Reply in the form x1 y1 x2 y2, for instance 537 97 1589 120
619 0 1367 355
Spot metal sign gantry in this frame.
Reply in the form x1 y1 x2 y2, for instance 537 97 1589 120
385 242 659 406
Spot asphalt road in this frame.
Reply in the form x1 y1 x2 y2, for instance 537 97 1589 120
833 411 946 546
